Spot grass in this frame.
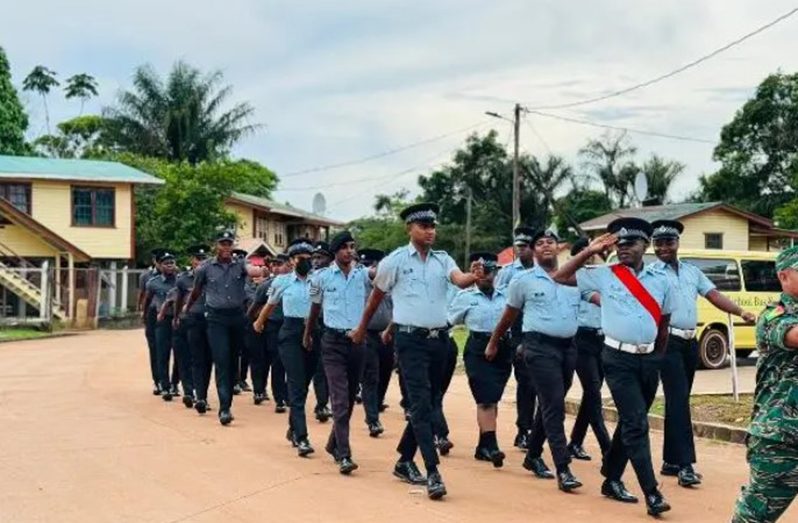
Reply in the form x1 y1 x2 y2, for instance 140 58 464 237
649 394 754 428
452 326 468 356
0 328 56 342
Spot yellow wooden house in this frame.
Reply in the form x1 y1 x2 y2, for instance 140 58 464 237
0 155 163 322
579 202 798 251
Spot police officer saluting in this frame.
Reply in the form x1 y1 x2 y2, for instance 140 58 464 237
305 231 369 475
487 230 582 492
351 202 483 500
555 218 673 516
185 231 252 426
651 220 756 487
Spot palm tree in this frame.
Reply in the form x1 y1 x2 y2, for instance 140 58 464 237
64 74 99 115
524 154 574 216
641 154 685 205
23 65 59 134
579 132 638 207
105 61 258 164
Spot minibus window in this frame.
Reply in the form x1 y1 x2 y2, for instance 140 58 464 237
741 261 780 292
682 258 741 291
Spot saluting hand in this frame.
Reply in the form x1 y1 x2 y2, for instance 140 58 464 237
741 311 757 324
484 340 498 361
469 260 485 280
588 233 618 255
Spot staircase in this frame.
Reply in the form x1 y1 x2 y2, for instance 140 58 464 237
0 236 67 321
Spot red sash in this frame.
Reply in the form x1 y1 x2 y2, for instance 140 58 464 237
610 264 662 326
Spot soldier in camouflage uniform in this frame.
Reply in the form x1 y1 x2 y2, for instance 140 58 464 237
733 246 798 523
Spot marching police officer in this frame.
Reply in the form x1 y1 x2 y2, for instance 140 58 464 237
358 248 392 437
733 246 798 523
555 218 673 516
305 231 369 474
651 219 756 486
567 237 612 461
175 245 212 413
254 239 316 457
311 241 333 423
487 230 583 492
449 252 512 468
233 248 253 394
139 248 163 395
144 250 179 402
351 202 482 500
185 231 252 426
495 227 537 450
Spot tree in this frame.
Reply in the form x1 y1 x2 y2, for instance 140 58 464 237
579 132 638 207
698 72 798 218
640 155 684 205
33 115 114 158
524 154 574 219
0 46 29 155
23 65 59 134
105 62 258 164
554 187 613 241
348 190 413 252
64 73 99 115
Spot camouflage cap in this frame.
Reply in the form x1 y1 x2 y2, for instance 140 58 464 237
776 246 798 271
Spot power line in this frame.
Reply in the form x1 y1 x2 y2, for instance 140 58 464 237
279 121 488 178
526 109 716 144
525 6 798 111
522 116 552 155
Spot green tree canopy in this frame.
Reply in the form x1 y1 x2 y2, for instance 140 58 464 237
0 46 29 155
105 62 258 164
23 65 59 134
579 132 638 208
641 154 684 205
33 115 114 158
64 73 99 115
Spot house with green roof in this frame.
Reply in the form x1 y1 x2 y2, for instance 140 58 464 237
580 202 798 251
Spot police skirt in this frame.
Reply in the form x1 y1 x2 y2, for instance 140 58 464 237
464 332 513 405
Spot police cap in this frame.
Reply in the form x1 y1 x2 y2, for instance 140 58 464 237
607 217 653 245
399 202 439 224
651 220 684 241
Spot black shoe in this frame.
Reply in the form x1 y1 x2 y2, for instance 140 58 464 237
263 392 270 401
557 468 583 492
339 457 359 475
219 410 234 426
601 479 639 503
233 384 242 395
645 490 671 517
240 381 252 392
195 399 207 414
286 428 297 448
660 463 680 477
379 403 388 413
568 443 591 461
475 447 505 468
523 456 555 479
152 384 162 396
436 437 454 456
514 432 529 450
182 395 194 409
427 472 447 500
253 393 265 405
275 401 287 413
315 406 331 423
393 461 427 485
297 439 315 457
677 466 702 487
162 390 173 402
368 421 384 438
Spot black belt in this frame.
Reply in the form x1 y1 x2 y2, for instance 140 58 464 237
469 331 509 341
395 324 449 338
282 317 306 325
324 327 352 337
577 326 604 337
525 331 573 348
205 306 243 316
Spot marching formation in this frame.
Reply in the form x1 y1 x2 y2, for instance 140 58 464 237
138 201 798 520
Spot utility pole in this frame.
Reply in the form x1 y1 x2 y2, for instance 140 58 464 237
464 186 473 268
512 103 521 233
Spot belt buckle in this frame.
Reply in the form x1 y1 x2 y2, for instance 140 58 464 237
427 328 440 339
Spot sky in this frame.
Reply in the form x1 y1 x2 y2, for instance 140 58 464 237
2 0 797 222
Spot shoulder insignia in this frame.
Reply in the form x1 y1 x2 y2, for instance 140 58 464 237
764 305 785 322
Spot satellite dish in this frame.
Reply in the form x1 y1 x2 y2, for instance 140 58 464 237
633 171 648 205
312 192 327 215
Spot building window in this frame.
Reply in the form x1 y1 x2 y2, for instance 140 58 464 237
273 222 286 247
0 183 32 214
256 216 270 241
72 187 115 227
704 233 723 250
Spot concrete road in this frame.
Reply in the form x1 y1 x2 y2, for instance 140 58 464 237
0 330 790 523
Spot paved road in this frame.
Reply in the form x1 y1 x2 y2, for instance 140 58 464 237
0 330 790 522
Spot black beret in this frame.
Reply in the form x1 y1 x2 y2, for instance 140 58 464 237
358 248 385 263
651 220 684 240
330 230 355 253
399 202 439 224
216 230 235 243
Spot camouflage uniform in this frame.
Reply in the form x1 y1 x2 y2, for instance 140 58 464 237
733 291 798 522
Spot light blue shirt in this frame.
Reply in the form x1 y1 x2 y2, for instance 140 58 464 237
577 264 675 345
507 265 580 338
267 272 311 319
495 258 533 288
374 243 459 328
448 286 507 333
310 263 370 330
578 299 602 329
653 259 716 330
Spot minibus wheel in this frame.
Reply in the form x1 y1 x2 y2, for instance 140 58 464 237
698 328 729 369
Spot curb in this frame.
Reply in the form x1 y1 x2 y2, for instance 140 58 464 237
564 398 748 445
0 332 77 344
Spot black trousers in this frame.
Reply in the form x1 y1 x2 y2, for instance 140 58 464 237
395 330 447 472
185 313 211 401
205 308 245 412
661 336 698 466
266 320 287 403
248 321 271 395
601 347 663 495
280 318 317 441
145 307 158 385
435 336 457 438
362 329 394 424
155 316 175 392
322 330 365 459
235 314 250 384
172 317 194 397
523 333 577 470
570 328 611 454
311 325 329 410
